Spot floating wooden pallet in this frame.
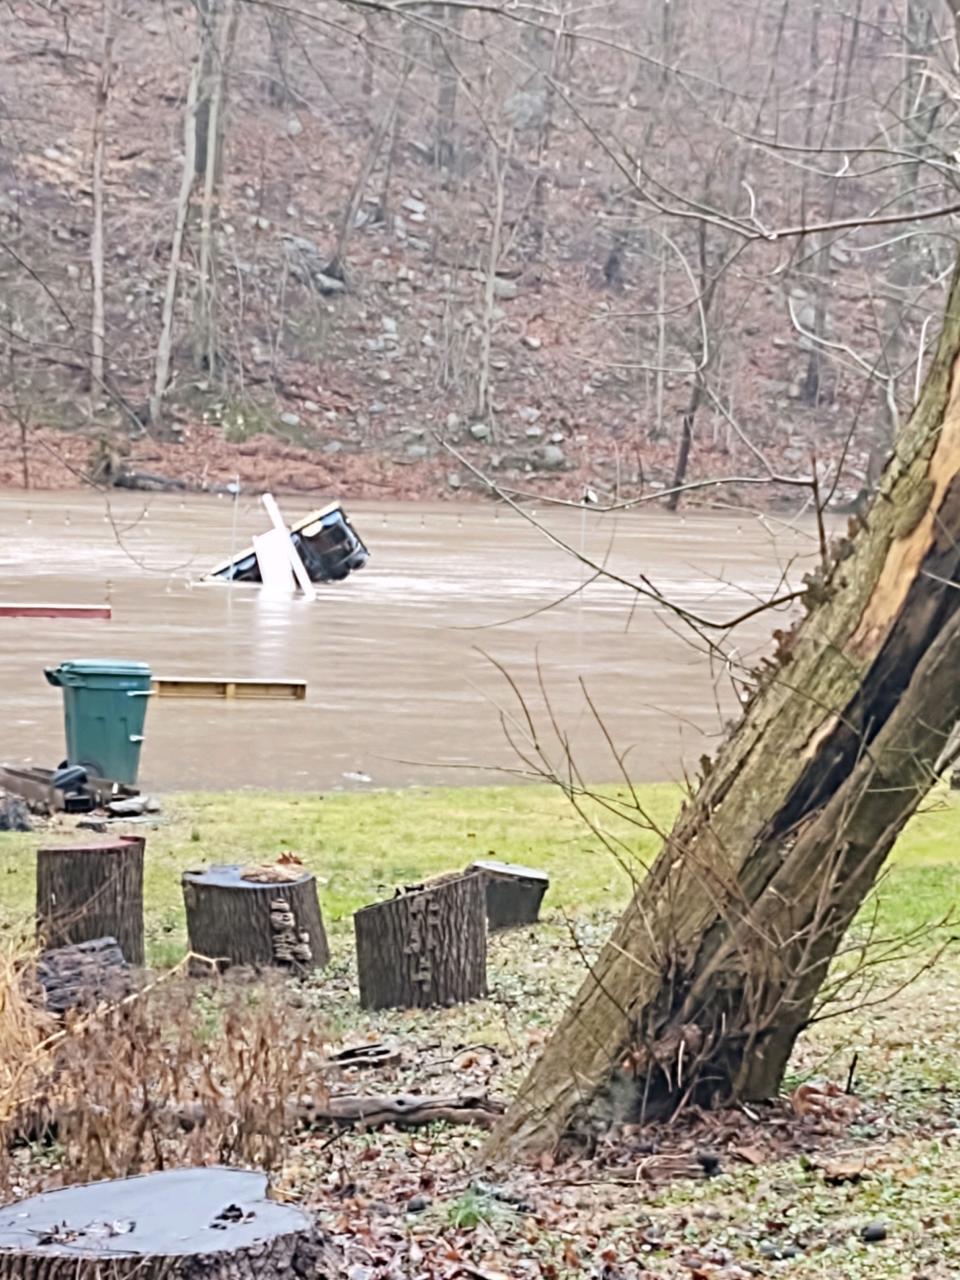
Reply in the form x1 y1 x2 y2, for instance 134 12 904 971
151 677 306 700
0 602 110 620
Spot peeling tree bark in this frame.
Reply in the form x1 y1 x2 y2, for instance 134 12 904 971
485 255 960 1162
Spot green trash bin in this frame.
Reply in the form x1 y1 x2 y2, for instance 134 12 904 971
44 660 153 784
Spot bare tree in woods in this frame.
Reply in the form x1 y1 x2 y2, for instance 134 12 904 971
195 0 239 375
149 1 236 427
485 252 960 1160
432 5 464 171
149 58 200 430
90 0 114 394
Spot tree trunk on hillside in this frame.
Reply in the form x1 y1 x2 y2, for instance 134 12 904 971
90 0 114 394
195 0 239 376
485 253 960 1162
148 57 200 430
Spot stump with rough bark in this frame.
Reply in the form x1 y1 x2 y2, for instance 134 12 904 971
468 859 549 929
0 1167 338 1279
36 936 133 1014
354 872 486 1009
36 836 144 966
182 864 330 972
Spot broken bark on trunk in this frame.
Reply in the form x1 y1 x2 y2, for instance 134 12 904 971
36 837 144 966
0 1167 338 1279
182 864 330 973
354 873 486 1009
485 255 960 1161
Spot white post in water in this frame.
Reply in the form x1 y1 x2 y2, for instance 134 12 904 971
261 492 316 600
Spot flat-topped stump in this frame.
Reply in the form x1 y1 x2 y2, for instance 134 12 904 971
36 836 145 965
0 1167 337 1279
354 872 486 1010
182 864 329 973
467 859 549 930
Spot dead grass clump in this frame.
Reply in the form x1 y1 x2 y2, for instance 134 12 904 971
0 930 55 1126
2 964 328 1191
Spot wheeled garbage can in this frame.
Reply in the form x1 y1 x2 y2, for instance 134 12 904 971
44 660 152 784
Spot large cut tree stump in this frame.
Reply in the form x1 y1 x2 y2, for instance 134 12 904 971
36 836 144 966
182 864 330 972
0 1167 338 1279
354 872 486 1009
468 859 549 929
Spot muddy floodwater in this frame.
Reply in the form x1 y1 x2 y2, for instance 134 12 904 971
0 491 824 792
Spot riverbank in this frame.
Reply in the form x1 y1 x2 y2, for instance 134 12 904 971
0 419 868 510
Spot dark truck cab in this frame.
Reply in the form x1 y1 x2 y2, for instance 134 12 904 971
209 502 369 584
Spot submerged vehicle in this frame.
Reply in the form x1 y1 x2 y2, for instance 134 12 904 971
209 502 369 584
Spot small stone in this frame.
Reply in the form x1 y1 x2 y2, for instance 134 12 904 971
406 1194 430 1212
254 215 270 231
286 117 303 137
525 425 544 439
518 406 541 424
376 369 392 383
382 317 398 334
303 400 320 413
280 412 301 428
66 264 80 280
323 440 344 455
402 196 427 216
493 277 519 300
369 401 386 415
536 444 566 471
522 334 542 350
550 431 565 443
315 273 346 294
406 443 429 459
469 422 490 441
446 412 461 430
860 1221 888 1244
447 471 462 489
421 333 435 348
408 212 426 224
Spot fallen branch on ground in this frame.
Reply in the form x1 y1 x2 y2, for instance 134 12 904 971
167 1091 506 1134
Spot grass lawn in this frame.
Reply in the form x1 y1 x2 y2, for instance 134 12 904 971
2 780 957 964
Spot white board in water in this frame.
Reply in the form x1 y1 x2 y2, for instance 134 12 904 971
253 528 296 594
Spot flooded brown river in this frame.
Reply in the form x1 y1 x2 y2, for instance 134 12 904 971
0 491 823 792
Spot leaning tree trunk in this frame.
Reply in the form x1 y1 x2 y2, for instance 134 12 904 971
485 254 960 1161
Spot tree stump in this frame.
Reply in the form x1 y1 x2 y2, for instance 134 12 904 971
36 936 133 1015
0 1167 338 1279
468 859 549 930
354 872 486 1010
182 864 330 973
36 836 145 966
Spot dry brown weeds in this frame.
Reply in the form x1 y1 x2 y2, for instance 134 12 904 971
0 940 328 1192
